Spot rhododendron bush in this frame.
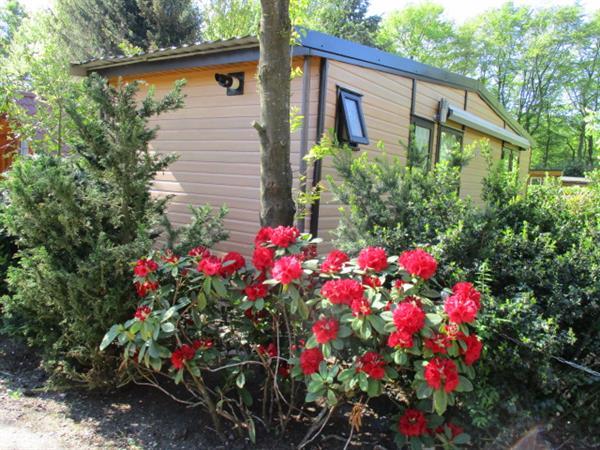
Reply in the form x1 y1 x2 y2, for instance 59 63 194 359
102 227 482 448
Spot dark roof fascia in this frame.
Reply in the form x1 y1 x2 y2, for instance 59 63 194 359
299 29 534 146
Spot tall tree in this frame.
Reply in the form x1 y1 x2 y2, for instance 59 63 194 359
54 0 202 59
254 0 295 226
200 0 260 41
376 2 457 68
0 0 26 57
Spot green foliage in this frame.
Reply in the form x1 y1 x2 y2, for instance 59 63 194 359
318 141 600 443
0 76 185 386
161 204 229 255
55 0 202 59
199 0 260 41
0 0 26 56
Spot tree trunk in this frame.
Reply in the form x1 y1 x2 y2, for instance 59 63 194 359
254 0 295 227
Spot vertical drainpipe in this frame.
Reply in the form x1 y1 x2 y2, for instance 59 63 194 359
297 55 312 232
309 57 329 238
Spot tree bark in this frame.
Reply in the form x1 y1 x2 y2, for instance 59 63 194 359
254 0 295 227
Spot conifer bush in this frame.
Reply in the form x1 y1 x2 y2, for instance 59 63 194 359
0 74 186 385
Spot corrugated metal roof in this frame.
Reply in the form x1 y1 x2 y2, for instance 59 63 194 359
72 35 258 73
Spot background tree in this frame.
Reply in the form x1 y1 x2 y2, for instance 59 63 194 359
200 0 260 41
254 0 295 226
0 0 26 57
54 0 202 59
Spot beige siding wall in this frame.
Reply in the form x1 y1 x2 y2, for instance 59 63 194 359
119 57 320 255
314 60 531 243
316 60 412 248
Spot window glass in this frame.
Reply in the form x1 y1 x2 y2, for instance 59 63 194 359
409 119 433 170
439 129 462 163
343 97 364 138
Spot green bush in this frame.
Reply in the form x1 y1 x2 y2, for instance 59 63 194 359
0 74 186 386
314 143 600 443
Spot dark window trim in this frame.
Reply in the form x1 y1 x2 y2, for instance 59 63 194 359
408 115 435 170
436 124 464 164
336 87 369 146
501 145 519 171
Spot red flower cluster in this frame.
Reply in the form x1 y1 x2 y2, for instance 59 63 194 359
272 256 303 284
193 338 213 351
387 329 413 349
434 423 463 439
364 275 383 288
312 318 339 344
135 280 159 297
399 249 437 280
392 298 425 334
171 344 197 369
299 348 323 375
257 342 278 358
188 246 210 258
424 357 459 393
253 246 275 272
198 255 222 276
134 258 158 277
244 282 268 301
424 333 451 354
320 279 364 306
255 227 273 246
320 249 349 273
351 296 372 317
301 244 318 260
357 247 388 272
444 282 481 324
219 251 245 276
270 226 300 248
134 305 151 321
356 351 386 379
398 409 427 437
460 333 483 365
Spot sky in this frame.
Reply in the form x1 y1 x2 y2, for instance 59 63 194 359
7 0 600 21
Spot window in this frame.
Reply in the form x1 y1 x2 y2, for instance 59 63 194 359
337 88 369 146
502 146 519 171
408 117 434 170
437 126 463 165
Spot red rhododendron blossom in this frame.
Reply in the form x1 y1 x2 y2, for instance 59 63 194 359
399 249 438 280
272 256 303 285
134 258 158 277
357 247 388 272
362 275 382 288
351 296 372 317
433 423 464 438
278 362 290 377
193 339 213 351
424 333 451 354
312 318 339 344
299 348 323 375
460 334 483 365
198 255 222 277
188 246 210 258
387 329 414 349
444 322 461 340
356 351 386 379
321 279 364 306
398 409 427 437
244 283 268 301
270 226 300 248
257 342 278 358
134 305 151 321
301 244 318 260
320 249 350 273
424 358 459 393
135 280 159 297
255 227 273 246
219 251 246 276
392 300 425 334
161 252 179 264
444 294 480 324
452 282 481 308
252 246 275 272
171 344 196 369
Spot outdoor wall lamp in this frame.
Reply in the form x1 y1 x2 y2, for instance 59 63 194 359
215 72 244 96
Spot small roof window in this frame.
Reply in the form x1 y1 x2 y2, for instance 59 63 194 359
337 88 369 146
